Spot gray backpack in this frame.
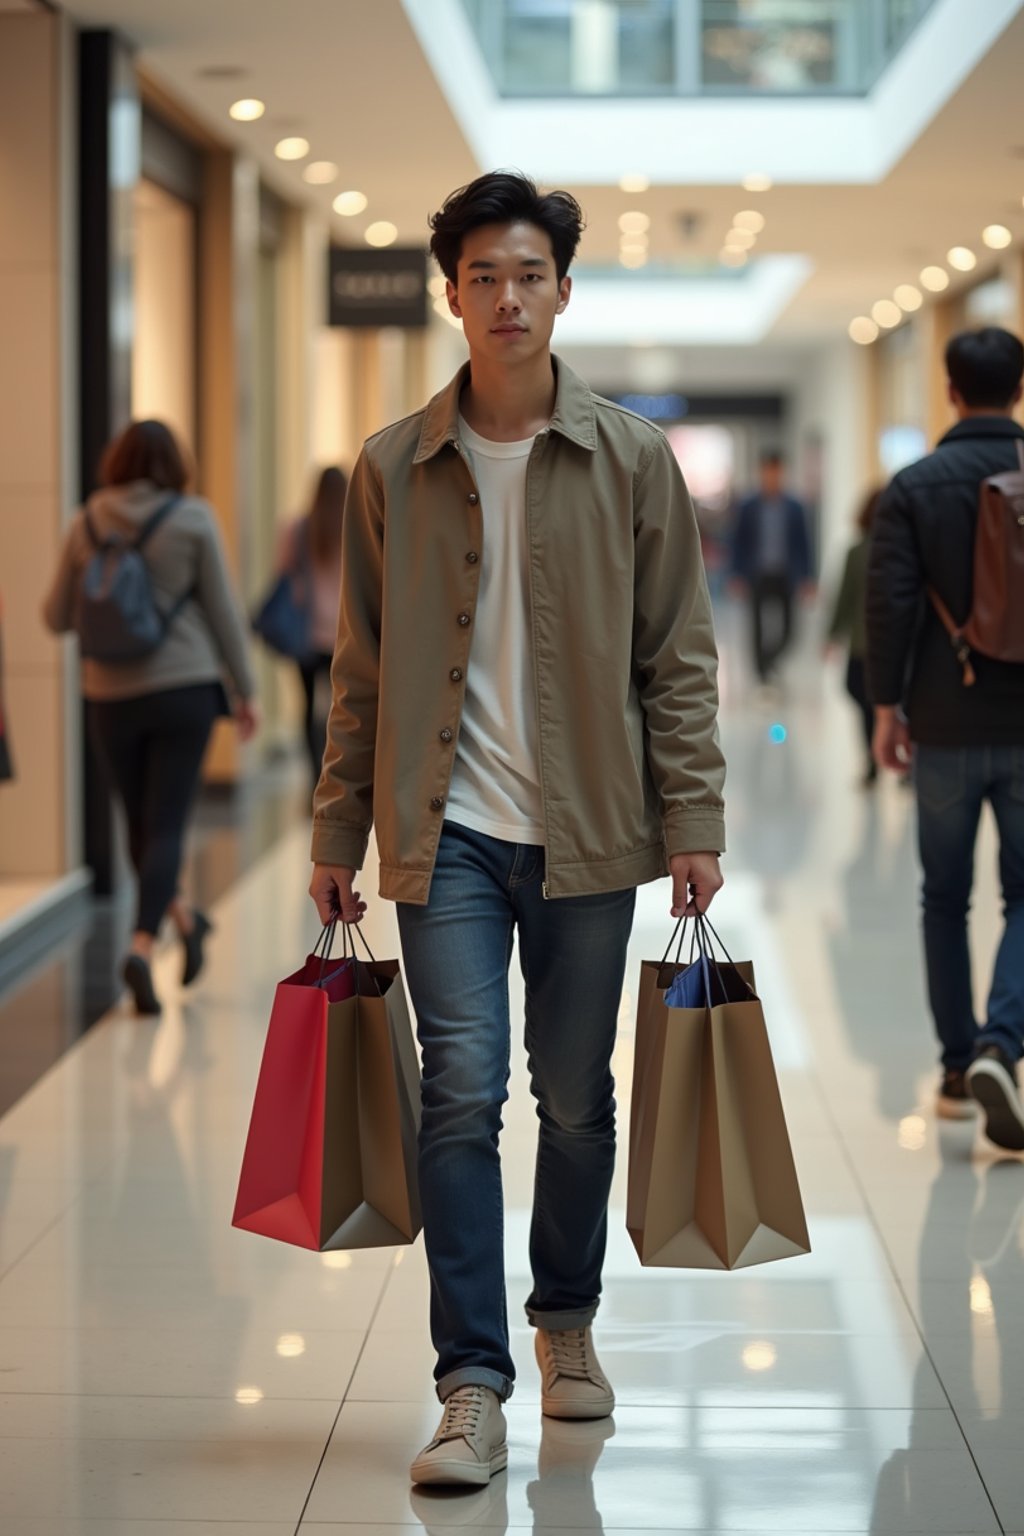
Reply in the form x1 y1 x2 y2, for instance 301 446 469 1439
74 495 190 662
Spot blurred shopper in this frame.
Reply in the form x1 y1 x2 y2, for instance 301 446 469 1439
730 450 814 685
309 172 726 1488
43 420 258 1016
274 466 347 788
867 327 1024 1140
826 488 883 786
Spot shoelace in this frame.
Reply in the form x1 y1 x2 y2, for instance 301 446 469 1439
435 1385 487 1443
547 1327 590 1380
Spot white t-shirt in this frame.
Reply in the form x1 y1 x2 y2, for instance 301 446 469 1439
444 416 546 846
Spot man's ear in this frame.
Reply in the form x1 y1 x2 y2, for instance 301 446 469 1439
555 275 572 315
446 278 462 318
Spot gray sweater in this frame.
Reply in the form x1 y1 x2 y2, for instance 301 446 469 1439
44 480 255 703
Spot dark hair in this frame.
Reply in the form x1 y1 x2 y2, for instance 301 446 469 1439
99 419 189 492
429 171 585 284
760 449 785 469
306 465 348 566
945 326 1024 409
856 487 883 534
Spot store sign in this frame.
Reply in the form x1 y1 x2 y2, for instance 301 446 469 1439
328 246 428 328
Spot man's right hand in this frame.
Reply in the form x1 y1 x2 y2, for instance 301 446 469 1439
309 864 365 926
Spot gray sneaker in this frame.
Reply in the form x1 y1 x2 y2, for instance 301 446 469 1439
409 1385 508 1487
535 1326 615 1420
967 1047 1024 1152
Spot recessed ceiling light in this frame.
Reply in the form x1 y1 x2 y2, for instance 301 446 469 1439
333 190 368 217
619 174 650 194
849 316 879 344
365 221 398 248
725 227 757 250
229 98 265 122
303 160 339 186
620 248 649 269
720 248 748 268
894 283 923 311
872 298 902 328
274 136 309 161
920 265 949 291
982 223 1012 249
618 211 651 236
733 209 766 233
947 246 977 271
234 1387 264 1405
742 173 773 192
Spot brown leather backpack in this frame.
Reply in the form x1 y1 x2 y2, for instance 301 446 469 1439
929 438 1024 685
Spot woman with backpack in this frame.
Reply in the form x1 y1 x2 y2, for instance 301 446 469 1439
269 465 347 789
43 419 258 1016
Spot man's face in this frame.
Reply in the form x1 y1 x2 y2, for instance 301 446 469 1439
446 220 571 364
760 460 784 498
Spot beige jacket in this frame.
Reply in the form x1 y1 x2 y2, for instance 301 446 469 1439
311 357 726 904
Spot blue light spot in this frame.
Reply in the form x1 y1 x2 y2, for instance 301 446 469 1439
769 723 787 744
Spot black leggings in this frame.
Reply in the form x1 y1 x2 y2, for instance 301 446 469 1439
297 652 333 787
87 683 222 935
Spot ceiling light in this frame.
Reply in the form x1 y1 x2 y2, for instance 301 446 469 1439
742 1341 777 1372
619 174 650 194
733 210 766 233
620 248 649 269
982 223 1012 249
894 283 923 312
742 173 773 192
303 160 338 186
275 1333 306 1358
235 1387 264 1405
725 227 756 250
428 274 448 297
618 211 651 236
920 265 949 292
333 190 368 217
872 299 902 328
849 316 879 344
229 98 265 122
365 221 398 248
947 246 977 271
274 136 309 161
720 248 748 268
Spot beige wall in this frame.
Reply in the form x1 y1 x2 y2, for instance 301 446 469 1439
132 179 197 453
0 12 76 882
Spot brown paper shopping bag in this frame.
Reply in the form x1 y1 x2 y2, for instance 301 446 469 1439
627 915 810 1271
233 923 421 1251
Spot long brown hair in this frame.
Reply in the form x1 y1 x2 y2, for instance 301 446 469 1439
306 465 347 565
99 419 189 491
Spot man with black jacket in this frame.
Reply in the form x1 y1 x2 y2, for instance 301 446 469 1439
867 327 1024 1148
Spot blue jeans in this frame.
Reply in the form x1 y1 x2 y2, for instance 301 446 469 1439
397 821 637 1403
915 745 1024 1071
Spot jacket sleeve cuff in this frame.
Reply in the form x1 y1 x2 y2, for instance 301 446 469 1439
310 818 370 870
663 811 726 859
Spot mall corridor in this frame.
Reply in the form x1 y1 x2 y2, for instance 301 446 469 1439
0 644 1020 1531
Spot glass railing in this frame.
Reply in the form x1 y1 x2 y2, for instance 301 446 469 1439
460 0 939 97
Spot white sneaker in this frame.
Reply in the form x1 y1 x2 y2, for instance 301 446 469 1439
409 1385 508 1487
535 1326 615 1420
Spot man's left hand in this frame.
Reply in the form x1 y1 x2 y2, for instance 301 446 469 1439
669 852 724 918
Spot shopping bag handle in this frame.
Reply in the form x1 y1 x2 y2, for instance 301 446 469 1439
660 916 699 969
693 912 758 1002
312 919 386 996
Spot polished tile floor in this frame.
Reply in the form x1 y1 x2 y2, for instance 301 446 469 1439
0 636 1022 1534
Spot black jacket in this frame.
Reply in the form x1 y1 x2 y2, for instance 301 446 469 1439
866 416 1024 746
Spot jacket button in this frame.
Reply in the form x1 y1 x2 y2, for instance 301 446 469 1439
430 795 445 811
457 612 471 626
466 551 479 564
439 728 453 743
449 667 463 682
467 492 479 505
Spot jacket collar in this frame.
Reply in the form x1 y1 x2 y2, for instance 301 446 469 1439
938 415 1024 445
412 354 598 464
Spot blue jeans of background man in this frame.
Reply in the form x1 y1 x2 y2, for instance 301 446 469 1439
915 745 1024 1071
397 821 637 1403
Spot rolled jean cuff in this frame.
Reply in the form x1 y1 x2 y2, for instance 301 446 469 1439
437 1366 514 1403
526 1302 600 1331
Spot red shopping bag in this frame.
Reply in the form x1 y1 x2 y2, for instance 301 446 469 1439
232 923 421 1251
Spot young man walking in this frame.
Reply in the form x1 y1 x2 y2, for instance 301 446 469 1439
729 450 814 686
867 326 1024 1142
309 173 726 1486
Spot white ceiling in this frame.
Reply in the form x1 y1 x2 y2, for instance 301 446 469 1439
48 0 1024 346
